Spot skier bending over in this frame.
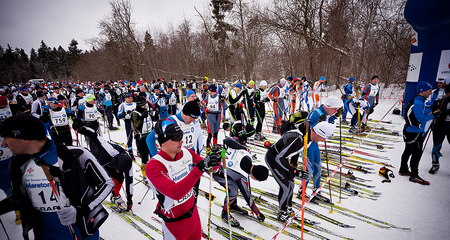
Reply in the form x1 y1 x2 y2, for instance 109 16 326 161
213 137 269 227
75 125 134 211
266 121 334 222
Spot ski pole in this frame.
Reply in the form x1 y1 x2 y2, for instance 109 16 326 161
138 188 150 205
324 140 333 213
207 169 213 240
221 147 232 240
338 116 342 203
76 129 79 146
104 113 112 142
39 165 78 240
0 218 10 240
300 121 309 240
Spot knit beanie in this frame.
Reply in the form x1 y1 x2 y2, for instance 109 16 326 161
0 114 46 140
182 101 201 118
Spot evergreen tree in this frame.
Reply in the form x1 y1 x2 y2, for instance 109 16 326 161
211 0 235 78
29 48 40 79
37 40 51 79
66 39 82 68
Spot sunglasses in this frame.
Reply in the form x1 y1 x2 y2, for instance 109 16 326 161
170 134 183 142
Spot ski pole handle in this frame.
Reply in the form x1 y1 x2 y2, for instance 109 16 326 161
40 165 78 240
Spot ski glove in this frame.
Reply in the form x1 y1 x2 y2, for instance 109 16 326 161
196 154 221 172
126 110 132 115
294 169 309 180
57 205 77 226
334 107 343 118
433 110 441 118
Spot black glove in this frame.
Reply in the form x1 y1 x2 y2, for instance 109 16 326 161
354 102 360 107
433 110 441 118
257 212 265 222
71 117 83 130
334 107 343 118
196 154 221 172
272 98 277 103
78 126 96 138
142 110 149 118
264 98 270 102
126 110 132 115
196 145 222 172
318 114 327 122
295 169 309 180
127 195 133 211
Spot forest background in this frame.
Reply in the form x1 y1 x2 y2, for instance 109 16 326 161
0 0 410 88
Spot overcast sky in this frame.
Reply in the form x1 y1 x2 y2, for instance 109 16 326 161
0 0 209 54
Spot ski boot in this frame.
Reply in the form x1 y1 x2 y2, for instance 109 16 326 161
311 188 330 203
361 123 370 132
230 203 248 215
409 176 430 185
111 194 126 206
286 206 295 216
378 167 391 183
429 163 440 174
256 212 265 222
109 125 118 131
296 188 310 199
287 207 303 221
221 210 240 227
341 119 349 125
349 125 361 134
277 210 289 222
272 128 279 134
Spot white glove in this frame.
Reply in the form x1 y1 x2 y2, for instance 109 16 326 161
57 205 77 226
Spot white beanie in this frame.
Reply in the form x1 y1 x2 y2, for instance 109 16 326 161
313 122 335 139
280 78 286 84
437 76 450 85
260 80 267 87
323 97 342 108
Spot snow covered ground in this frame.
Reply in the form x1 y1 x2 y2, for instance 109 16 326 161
1 87 449 240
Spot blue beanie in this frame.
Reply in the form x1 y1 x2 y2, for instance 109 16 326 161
208 84 217 92
186 90 195 98
235 84 242 90
320 76 325 80
416 81 433 94
349 77 355 82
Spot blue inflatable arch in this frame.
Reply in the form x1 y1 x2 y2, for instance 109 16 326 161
403 0 450 112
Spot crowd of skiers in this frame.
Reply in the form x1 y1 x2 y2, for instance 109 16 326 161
0 74 448 239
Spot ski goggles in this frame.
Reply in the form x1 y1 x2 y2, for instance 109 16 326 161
169 133 183 142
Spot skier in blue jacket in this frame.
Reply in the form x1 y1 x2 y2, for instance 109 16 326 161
400 81 440 185
342 77 354 122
